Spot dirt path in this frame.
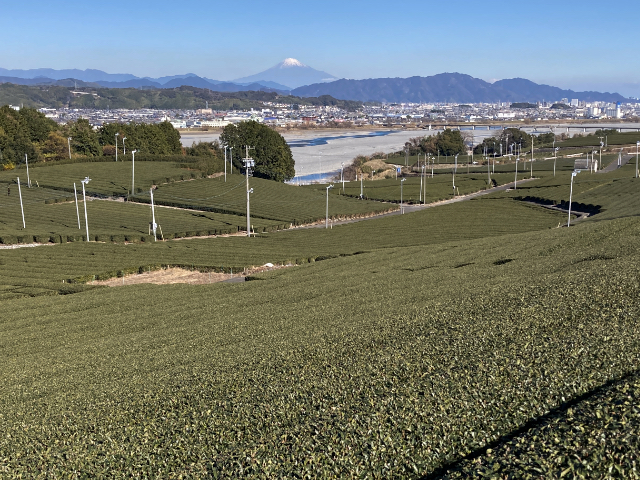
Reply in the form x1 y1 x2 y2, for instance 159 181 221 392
88 264 289 287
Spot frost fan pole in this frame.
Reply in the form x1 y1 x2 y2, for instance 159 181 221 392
243 146 255 238
74 183 80 229
81 176 91 242
17 177 25 229
150 188 157 241
25 154 31 188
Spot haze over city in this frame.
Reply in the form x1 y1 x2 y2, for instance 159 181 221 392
3 0 639 96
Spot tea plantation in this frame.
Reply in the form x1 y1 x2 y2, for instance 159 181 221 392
135 176 394 224
0 154 639 478
0 160 199 197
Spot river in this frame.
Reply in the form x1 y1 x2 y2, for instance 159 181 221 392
180 122 640 182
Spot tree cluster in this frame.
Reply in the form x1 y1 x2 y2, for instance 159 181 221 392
220 121 294 182
0 105 184 169
404 129 466 156
98 122 182 156
0 105 58 167
510 103 537 109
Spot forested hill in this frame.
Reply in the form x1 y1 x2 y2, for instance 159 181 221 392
0 84 364 111
291 73 630 104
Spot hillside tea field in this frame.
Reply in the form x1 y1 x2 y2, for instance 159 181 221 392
137 176 395 224
0 216 639 477
0 160 197 197
0 198 566 297
1 153 639 478
0 194 284 244
305 172 515 203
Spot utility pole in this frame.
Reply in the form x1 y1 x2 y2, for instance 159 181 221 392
150 188 158 241
74 183 80 229
131 150 137 196
488 149 491 187
568 171 579 227
531 135 534 178
68 137 72 159
223 145 227 182
17 177 25 229
453 154 458 195
81 177 91 242
505 132 510 160
243 146 255 238
422 165 427 205
25 154 31 188
599 141 604 172
115 133 119 161
326 184 334 228
419 165 424 203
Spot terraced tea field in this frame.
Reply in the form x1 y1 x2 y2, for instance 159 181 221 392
310 172 515 203
490 160 638 220
1 152 639 478
1 215 639 477
0 160 199 197
0 193 282 244
137 176 394 223
0 198 566 296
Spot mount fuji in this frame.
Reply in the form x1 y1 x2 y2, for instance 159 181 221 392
233 58 338 90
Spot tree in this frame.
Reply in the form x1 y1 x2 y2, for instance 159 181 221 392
186 141 219 157
97 121 182 156
69 118 101 156
0 106 59 163
41 132 69 161
220 121 294 182
435 129 465 156
497 128 531 150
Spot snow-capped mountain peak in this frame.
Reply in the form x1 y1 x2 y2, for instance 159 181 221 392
280 58 306 68
233 58 337 90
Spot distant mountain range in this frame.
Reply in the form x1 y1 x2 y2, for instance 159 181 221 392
292 73 630 103
0 63 632 104
0 67 291 93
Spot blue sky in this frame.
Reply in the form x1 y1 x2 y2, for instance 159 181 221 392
3 0 639 95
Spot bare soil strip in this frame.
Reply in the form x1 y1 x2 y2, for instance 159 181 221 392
89 264 290 287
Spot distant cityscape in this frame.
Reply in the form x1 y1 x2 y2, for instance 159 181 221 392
13 98 638 132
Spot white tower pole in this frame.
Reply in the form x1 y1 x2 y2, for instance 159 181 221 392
17 178 25 229
25 154 31 188
568 171 578 227
74 183 80 229
131 150 137 196
81 177 91 242
150 188 157 241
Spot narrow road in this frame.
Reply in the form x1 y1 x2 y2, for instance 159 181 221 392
293 177 538 230
599 154 632 173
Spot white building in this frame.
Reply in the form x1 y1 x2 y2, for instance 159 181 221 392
199 119 231 128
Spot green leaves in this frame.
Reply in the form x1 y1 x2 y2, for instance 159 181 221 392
220 121 295 182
